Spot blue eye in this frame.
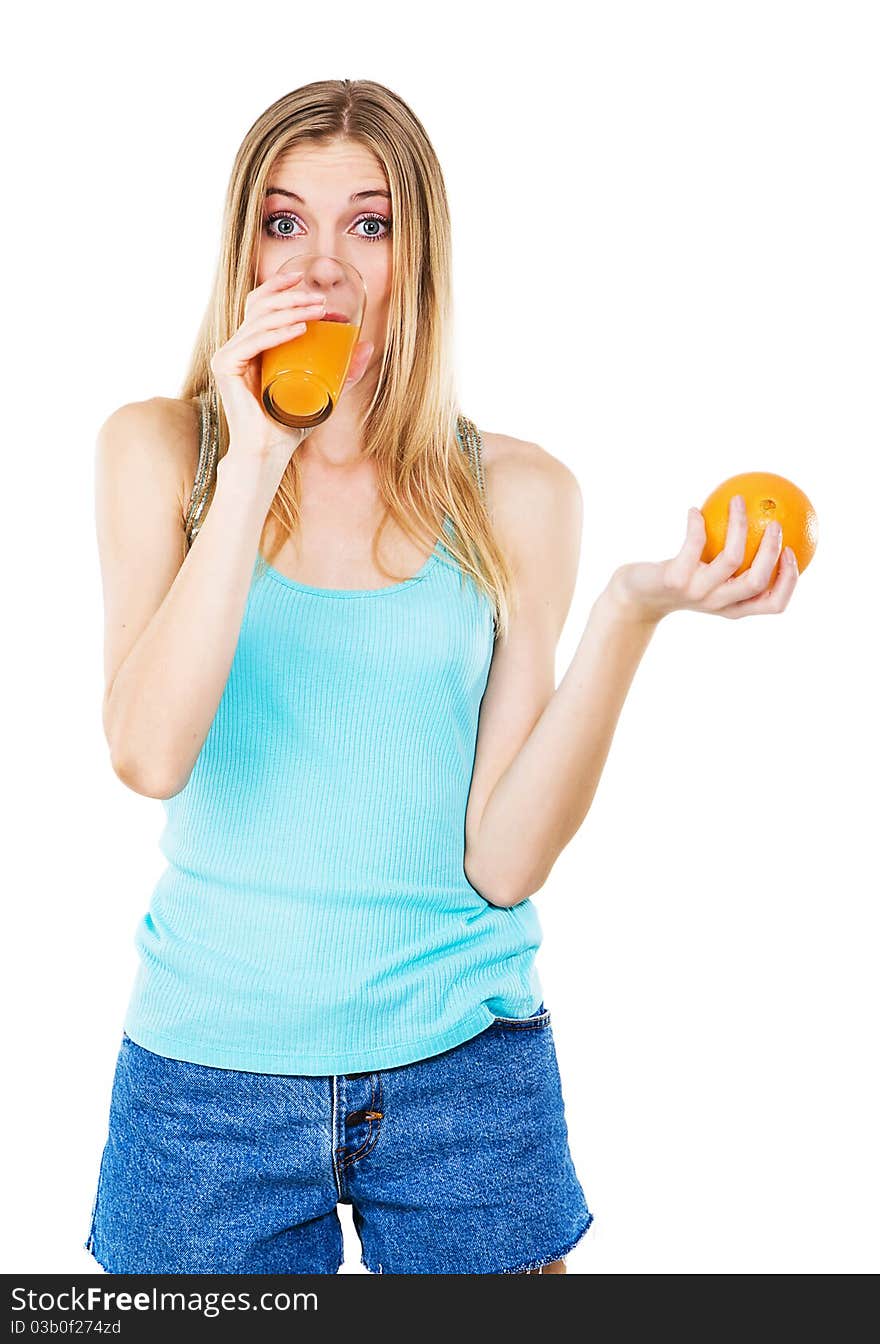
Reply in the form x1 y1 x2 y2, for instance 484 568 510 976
354 213 392 241
263 211 392 242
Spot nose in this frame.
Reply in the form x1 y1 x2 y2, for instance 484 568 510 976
309 254 346 283
307 259 362 319
306 255 350 305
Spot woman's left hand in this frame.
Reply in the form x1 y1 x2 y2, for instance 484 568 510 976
607 495 800 624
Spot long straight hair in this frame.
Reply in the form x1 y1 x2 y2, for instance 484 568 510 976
179 79 516 638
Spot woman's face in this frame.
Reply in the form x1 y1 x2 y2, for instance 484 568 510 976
256 138 393 368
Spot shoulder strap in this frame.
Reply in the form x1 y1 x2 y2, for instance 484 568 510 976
184 389 218 549
456 413 486 502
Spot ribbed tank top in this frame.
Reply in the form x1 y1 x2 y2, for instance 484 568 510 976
122 400 544 1074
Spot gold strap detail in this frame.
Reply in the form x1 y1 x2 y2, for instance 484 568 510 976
455 413 486 501
185 389 218 550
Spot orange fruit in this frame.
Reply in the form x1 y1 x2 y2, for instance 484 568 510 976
699 472 818 583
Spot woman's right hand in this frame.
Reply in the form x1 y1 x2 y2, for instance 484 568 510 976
210 268 374 473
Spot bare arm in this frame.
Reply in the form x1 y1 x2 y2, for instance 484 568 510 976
98 398 281 799
463 437 658 908
464 441 800 909
97 268 377 798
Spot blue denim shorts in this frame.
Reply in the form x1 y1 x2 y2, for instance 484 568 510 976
84 1005 593 1274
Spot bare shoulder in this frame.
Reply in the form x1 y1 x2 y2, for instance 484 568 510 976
478 431 583 565
97 395 201 516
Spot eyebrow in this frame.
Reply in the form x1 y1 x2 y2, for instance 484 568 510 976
264 187 391 203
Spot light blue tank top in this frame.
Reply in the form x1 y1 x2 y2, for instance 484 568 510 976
123 404 543 1074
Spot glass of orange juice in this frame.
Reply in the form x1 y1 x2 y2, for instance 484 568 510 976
260 254 367 428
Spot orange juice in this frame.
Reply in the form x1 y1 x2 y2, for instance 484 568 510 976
261 318 359 427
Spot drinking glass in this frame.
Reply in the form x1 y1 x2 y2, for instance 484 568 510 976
260 254 367 428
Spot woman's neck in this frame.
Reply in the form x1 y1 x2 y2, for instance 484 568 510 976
300 364 377 467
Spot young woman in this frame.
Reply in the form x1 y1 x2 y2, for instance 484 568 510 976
84 79 798 1276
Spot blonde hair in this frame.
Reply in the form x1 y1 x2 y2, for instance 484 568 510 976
179 78 515 638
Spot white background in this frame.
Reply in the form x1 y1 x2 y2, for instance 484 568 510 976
2 0 877 1275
